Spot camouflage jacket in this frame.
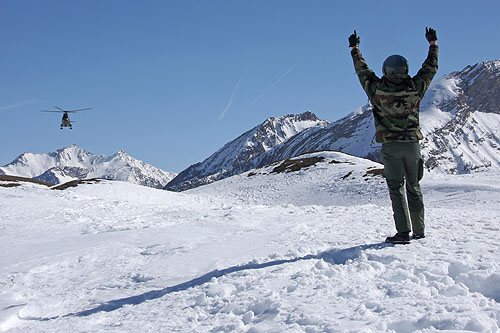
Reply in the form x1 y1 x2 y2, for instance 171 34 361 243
351 45 439 143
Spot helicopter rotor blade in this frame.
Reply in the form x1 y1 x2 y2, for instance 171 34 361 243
54 106 66 112
41 110 64 113
66 107 93 113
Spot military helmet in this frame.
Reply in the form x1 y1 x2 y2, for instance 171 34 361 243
382 55 409 76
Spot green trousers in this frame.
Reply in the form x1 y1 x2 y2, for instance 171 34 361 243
381 141 425 235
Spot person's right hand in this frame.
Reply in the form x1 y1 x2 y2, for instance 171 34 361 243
348 30 360 48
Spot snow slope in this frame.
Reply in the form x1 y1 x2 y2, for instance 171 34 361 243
2 151 500 332
0 145 177 189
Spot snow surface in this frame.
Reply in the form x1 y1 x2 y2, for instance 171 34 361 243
1 151 500 332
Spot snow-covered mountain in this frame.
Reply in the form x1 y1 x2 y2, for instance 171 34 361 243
165 111 329 191
260 60 500 174
420 60 500 172
0 145 177 189
168 59 500 192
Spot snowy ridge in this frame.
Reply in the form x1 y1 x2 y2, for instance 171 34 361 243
0 145 177 189
165 111 329 191
189 150 387 207
2 151 500 331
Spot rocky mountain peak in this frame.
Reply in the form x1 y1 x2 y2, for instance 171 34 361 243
296 110 319 121
53 145 94 164
113 150 130 159
452 60 500 115
261 111 319 127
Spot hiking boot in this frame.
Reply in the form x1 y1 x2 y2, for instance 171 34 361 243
413 234 425 240
385 232 410 244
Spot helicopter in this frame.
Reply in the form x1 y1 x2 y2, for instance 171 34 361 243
41 106 93 129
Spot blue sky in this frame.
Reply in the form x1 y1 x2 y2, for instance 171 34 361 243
1 0 499 172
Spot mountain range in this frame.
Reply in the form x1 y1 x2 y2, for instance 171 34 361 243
3 59 499 192
0 145 177 189
166 59 500 191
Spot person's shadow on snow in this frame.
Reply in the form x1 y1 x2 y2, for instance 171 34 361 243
19 242 390 321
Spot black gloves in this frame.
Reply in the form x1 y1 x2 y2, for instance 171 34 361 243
425 27 437 42
348 30 360 48
348 28 435 48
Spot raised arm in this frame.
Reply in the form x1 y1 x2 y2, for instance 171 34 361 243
349 30 379 99
414 27 439 96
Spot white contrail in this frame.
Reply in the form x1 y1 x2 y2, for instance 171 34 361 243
218 76 243 121
0 100 37 111
250 65 295 106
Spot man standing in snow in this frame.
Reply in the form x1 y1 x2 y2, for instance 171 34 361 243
349 28 439 244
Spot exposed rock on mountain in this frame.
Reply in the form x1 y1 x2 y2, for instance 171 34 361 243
420 60 500 173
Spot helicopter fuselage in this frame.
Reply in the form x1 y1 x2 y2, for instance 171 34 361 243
61 112 72 129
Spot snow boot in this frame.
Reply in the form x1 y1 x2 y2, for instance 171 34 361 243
385 232 410 244
413 233 425 240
